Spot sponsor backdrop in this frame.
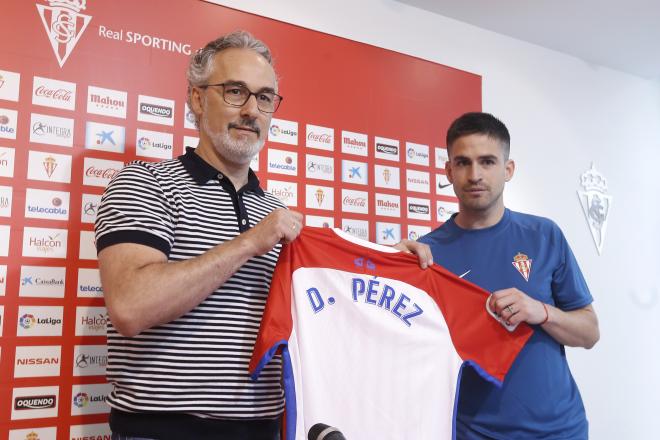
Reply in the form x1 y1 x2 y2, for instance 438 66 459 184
0 0 477 438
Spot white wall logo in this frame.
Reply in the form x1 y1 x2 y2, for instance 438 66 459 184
268 118 298 145
137 95 175 126
0 304 4 336
83 157 122 187
19 266 66 298
22 227 68 259
407 197 431 221
73 345 107 376
184 103 197 129
75 306 108 336
69 423 111 440
32 76 76 110
267 149 298 175
0 146 16 177
406 142 430 166
136 129 173 159
306 124 334 151
374 136 399 161
406 169 430 193
375 193 401 217
341 130 368 157
0 185 12 217
30 113 74 147
407 224 431 241
341 189 368 214
14 345 62 378
79 230 97 260
37 0 92 67
435 147 448 169
374 164 400 189
85 121 125 153
0 108 18 140
78 267 102 298
183 135 199 149
305 215 334 228
0 265 6 296
0 225 9 257
27 150 72 183
437 200 459 222
16 306 64 337
305 185 334 210
11 386 59 420
81 193 101 224
436 173 454 196
71 383 111 416
87 85 127 119
8 427 57 440
267 180 297 207
341 160 368 185
305 154 334 181
0 70 21 102
376 222 401 245
24 188 70 221
578 163 612 255
342 218 369 241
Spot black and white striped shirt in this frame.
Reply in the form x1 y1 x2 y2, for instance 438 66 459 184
95 147 286 421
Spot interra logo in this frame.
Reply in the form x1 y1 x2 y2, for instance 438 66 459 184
36 0 92 67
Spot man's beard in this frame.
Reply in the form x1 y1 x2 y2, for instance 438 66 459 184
202 114 265 165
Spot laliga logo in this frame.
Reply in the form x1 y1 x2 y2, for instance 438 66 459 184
73 392 89 407
20 314 37 329
36 0 92 68
269 125 280 136
137 136 152 150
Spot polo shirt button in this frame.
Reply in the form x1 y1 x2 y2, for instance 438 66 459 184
217 173 224 180
241 219 247 225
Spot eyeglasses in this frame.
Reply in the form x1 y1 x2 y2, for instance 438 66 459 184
199 82 283 113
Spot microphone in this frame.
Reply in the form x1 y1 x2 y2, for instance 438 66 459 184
308 423 347 440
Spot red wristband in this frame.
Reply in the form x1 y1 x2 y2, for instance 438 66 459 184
540 303 549 325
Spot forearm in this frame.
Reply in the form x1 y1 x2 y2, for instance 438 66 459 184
541 304 600 349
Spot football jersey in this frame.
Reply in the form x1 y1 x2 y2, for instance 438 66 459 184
250 227 532 440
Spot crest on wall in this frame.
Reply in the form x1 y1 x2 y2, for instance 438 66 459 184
36 0 92 67
577 163 611 255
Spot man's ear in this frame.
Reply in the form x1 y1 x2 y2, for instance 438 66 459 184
504 159 515 182
445 160 454 183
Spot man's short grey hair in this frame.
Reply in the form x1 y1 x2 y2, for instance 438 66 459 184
186 30 274 127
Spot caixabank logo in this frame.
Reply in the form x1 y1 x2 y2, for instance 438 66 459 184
36 0 92 68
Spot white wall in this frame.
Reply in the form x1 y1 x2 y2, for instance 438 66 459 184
212 1 660 437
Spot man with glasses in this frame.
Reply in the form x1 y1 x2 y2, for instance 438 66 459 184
95 31 302 440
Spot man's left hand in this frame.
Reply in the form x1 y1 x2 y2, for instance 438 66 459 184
489 288 547 326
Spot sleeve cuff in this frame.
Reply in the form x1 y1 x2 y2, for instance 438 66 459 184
96 230 171 256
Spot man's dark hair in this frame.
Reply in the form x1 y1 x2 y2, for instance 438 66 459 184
446 112 510 159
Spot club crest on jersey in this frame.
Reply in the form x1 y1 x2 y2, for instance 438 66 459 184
512 252 532 281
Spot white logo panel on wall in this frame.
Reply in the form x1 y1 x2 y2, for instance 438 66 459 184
376 222 401 245
85 121 125 153
14 345 62 378
578 163 611 255
0 146 16 177
87 85 127 119
11 386 59 421
374 136 399 161
27 150 72 183
183 135 199 149
406 169 430 194
36 0 92 68
19 266 66 298
0 225 9 256
0 70 21 102
306 123 334 151
0 107 18 139
374 165 400 190
405 142 430 166
79 230 97 260
268 180 298 206
341 189 369 214
9 427 57 440
251 152 259 172
0 305 4 336
375 193 401 218
267 149 298 175
268 118 298 145
341 130 368 157
69 423 112 440
22 227 68 258
71 383 112 416
342 219 369 241
136 129 174 159
341 160 368 185
32 76 76 111
306 185 334 211
437 200 459 223
407 197 431 221
435 147 448 169
305 215 334 228
0 185 12 217
80 193 102 224
24 188 70 220
75 306 108 336
183 103 197 129
407 224 431 241
16 306 64 337
77 268 103 298
29 113 74 147
305 154 334 181
137 95 175 126
73 345 108 376
435 173 454 196
0 265 7 296
83 157 122 187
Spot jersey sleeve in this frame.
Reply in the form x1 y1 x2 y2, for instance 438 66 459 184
551 224 593 310
94 162 175 256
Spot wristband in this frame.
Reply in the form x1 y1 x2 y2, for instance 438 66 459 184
540 303 549 325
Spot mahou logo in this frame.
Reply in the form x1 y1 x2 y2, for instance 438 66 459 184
36 0 92 68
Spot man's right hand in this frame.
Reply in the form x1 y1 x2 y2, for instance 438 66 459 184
240 208 304 256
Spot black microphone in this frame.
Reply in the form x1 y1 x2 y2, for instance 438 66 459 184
308 423 347 440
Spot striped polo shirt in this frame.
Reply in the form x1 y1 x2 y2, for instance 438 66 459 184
95 147 286 421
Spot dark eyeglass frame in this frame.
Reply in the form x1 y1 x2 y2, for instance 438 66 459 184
198 82 283 113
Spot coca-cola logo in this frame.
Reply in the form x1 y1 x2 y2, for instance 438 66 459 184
85 166 119 180
307 132 332 144
343 196 366 207
35 86 73 102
